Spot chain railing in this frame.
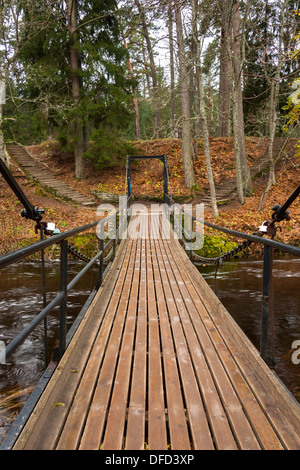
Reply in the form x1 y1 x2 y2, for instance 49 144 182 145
0 195 132 366
164 184 300 367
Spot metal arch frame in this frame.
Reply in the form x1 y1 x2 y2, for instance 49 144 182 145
126 154 170 204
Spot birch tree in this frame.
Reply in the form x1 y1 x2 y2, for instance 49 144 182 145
0 0 26 166
258 0 298 210
0 1 8 166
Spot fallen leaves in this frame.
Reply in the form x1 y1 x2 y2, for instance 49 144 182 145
0 137 299 256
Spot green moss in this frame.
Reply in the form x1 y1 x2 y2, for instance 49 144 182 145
194 234 239 258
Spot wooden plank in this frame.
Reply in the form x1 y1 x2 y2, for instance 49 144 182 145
13 238 130 450
146 237 168 451
125 240 148 450
78 240 137 450
160 237 263 450
150 215 191 450
156 238 242 449
154 236 216 450
101 239 141 450
171 239 299 449
55 240 135 450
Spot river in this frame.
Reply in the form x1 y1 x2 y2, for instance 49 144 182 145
198 255 300 404
0 255 299 443
0 260 97 422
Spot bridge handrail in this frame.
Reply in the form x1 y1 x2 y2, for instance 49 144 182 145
164 193 300 257
164 190 299 366
0 195 130 269
0 195 132 363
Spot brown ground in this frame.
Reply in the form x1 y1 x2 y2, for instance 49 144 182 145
0 136 299 255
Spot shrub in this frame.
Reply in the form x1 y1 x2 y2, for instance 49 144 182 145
84 128 136 169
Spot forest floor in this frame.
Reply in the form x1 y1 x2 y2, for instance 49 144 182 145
0 136 299 256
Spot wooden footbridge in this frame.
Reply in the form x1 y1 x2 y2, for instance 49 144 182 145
0 155 300 451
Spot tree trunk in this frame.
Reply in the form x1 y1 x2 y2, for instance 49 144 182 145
199 63 219 218
174 0 195 189
232 86 245 204
135 0 161 139
168 1 176 137
66 0 85 179
258 0 289 211
190 0 200 162
218 25 231 137
232 0 252 200
0 103 5 164
122 32 141 140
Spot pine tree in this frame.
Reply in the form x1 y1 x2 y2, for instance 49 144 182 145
8 0 132 175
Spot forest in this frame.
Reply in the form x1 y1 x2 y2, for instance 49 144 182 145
0 0 300 221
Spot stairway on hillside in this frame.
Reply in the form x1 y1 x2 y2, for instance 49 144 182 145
7 144 96 207
201 138 290 206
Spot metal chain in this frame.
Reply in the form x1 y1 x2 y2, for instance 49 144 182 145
191 237 254 265
66 241 114 265
67 243 92 263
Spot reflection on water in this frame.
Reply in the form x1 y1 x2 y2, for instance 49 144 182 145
0 260 97 396
197 255 300 403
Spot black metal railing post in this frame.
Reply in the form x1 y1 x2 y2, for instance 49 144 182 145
260 244 274 364
40 226 48 366
59 240 68 358
163 155 168 205
98 219 104 289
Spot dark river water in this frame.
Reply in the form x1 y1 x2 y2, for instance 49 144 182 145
0 261 97 393
198 255 300 404
0 255 299 443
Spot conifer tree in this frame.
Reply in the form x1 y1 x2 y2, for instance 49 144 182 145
7 0 131 176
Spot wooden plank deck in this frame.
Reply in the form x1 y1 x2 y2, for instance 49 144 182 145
13 211 300 450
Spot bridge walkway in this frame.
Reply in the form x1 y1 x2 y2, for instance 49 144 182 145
12 212 300 450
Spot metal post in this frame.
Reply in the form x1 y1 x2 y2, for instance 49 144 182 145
126 157 132 201
260 244 274 364
163 156 168 205
59 240 68 358
40 227 48 366
97 221 104 289
189 214 193 261
112 233 116 261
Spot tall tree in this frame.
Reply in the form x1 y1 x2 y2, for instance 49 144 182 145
218 0 231 137
174 0 195 189
122 30 141 140
232 0 252 200
66 0 85 179
8 0 131 170
194 0 218 217
168 0 176 137
258 0 299 210
134 0 162 138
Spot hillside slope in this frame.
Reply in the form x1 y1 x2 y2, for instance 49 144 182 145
0 137 299 255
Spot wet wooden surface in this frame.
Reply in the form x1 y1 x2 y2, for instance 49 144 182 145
13 212 300 450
